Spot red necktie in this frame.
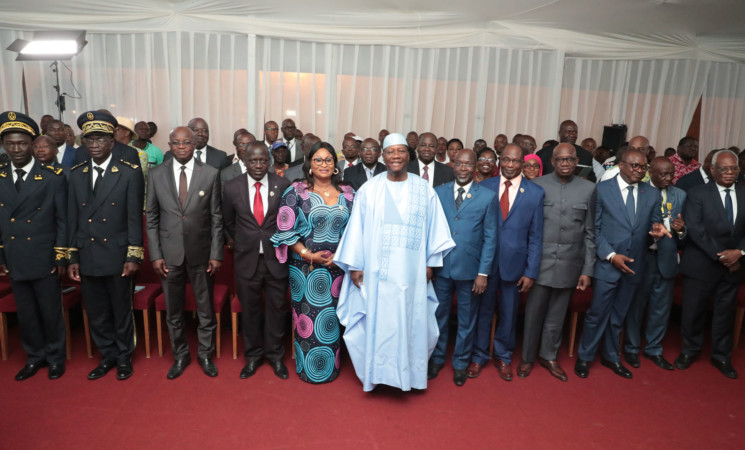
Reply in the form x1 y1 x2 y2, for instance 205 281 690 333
500 180 512 220
254 181 264 226
422 165 429 181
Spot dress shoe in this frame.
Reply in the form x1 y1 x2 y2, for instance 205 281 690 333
539 358 567 382
574 359 590 378
87 360 116 380
711 358 738 379
198 358 218 377
15 362 48 381
116 361 134 380
240 360 263 379
453 369 467 386
466 362 483 378
601 359 633 379
167 357 191 380
643 353 674 371
493 358 513 381
517 361 533 378
270 360 289 379
674 353 694 370
48 363 65 380
623 352 640 368
427 362 444 380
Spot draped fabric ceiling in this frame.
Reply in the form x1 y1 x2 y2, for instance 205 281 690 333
1 0 744 153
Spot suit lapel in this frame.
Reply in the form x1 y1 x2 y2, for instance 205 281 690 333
238 173 259 227
609 177 633 226
183 161 205 210
264 174 283 226
707 182 732 229
456 182 478 217
0 167 19 211
505 178 526 222
163 159 181 210
13 163 44 212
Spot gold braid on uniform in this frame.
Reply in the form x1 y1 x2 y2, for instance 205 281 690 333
68 247 79 264
43 165 64 176
119 160 140 170
54 247 68 263
71 161 88 171
126 246 144 262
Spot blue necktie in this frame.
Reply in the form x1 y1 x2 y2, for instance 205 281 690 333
725 188 734 227
626 185 636 223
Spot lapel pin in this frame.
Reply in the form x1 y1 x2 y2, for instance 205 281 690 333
83 167 89 173
270 191 275 197
111 166 119 173
467 193 472 199
520 187 524 193
34 174 43 180
199 190 205 197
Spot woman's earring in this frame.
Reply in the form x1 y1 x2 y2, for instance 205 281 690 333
333 168 340 175
309 169 313 176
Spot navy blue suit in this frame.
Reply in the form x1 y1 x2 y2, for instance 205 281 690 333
60 144 77 168
578 176 662 363
431 182 498 370
472 176 544 365
624 184 686 357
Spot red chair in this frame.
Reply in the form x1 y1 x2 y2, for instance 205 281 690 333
154 247 234 358
134 244 163 358
0 283 91 361
567 287 593 357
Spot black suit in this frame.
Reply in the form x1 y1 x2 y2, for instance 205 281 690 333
74 141 141 167
406 160 455 188
679 182 745 362
164 145 230 171
0 162 67 365
537 143 597 182
68 158 144 364
674 168 707 192
343 162 386 191
223 172 291 363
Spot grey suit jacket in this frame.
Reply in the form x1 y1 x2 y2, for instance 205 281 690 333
284 162 306 183
532 173 596 288
220 162 244 184
146 158 224 266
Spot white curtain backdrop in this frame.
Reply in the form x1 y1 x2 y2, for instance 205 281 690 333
701 62 745 155
1 28 744 154
560 58 710 151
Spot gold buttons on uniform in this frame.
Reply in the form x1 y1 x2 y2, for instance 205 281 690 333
102 219 107 223
27 220 31 223
103 238 108 242
10 218 14 222
10 236 14 240
111 203 115 206
90 238 95 242
26 237 30 241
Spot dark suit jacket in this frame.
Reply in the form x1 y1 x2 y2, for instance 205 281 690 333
164 145 230 171
285 138 304 167
651 184 686 279
343 162 386 191
222 172 291 280
74 141 141 167
480 176 544 281
284 163 306 183
60 144 77 168
674 168 706 192
593 176 661 284
68 159 144 276
0 161 67 280
220 162 244 185
406 159 455 188
434 181 498 280
146 159 224 266
537 143 597 182
679 182 745 283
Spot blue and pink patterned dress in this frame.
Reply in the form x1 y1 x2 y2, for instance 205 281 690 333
270 181 354 383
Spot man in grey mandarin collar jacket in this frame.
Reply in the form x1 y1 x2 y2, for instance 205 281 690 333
146 126 224 380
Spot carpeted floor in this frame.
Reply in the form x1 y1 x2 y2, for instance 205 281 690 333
1 312 743 449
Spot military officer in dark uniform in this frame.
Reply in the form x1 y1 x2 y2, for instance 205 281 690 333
0 111 68 381
67 111 144 381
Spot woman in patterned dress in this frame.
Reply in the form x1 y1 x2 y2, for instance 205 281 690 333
270 142 354 383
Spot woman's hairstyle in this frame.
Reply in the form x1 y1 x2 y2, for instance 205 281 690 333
302 142 347 190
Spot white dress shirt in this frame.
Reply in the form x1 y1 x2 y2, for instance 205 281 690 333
11 158 36 183
172 157 195 191
453 180 472 199
91 153 113 189
284 138 299 163
194 146 206 163
699 166 710 184
418 160 435 189
249 173 269 253
56 143 67 164
498 174 522 209
717 183 738 225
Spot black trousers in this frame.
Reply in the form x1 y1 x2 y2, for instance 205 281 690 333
81 274 135 364
680 275 738 361
162 262 215 360
236 255 288 363
11 274 65 365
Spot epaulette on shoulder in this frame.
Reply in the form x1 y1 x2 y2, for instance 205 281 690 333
71 161 88 171
0 162 7 170
119 160 139 170
42 164 64 176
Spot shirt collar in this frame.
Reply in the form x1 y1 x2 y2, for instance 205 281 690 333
12 158 36 174
57 143 66 152
501 174 522 187
175 157 196 172
249 173 268 187
616 174 638 191
455 180 473 194
717 183 735 192
700 166 709 182
93 153 113 172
